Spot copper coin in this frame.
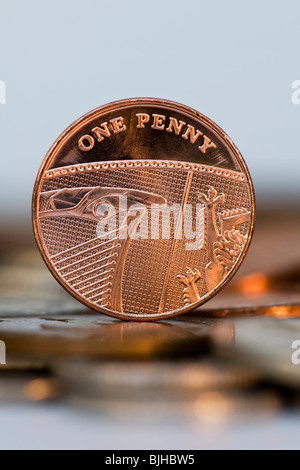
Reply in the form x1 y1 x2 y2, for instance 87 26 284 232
32 98 255 321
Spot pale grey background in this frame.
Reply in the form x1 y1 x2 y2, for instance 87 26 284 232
0 0 299 223
0 403 300 450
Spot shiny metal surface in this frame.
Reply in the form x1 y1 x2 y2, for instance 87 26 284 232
32 98 255 320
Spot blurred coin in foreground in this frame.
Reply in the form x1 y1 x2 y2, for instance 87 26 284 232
0 312 213 359
212 316 300 389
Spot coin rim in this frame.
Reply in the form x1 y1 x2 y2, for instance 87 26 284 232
32 97 256 321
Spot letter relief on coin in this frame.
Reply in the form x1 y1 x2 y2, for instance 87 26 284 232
32 98 255 320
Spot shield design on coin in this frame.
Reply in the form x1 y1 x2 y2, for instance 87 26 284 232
39 159 251 315
32 98 255 320
40 184 167 313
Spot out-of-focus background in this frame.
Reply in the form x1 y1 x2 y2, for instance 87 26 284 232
1 0 300 223
0 0 299 450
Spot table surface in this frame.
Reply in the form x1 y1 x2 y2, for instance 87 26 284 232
0 211 299 450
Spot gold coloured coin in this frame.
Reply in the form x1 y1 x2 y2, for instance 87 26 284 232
32 98 255 320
